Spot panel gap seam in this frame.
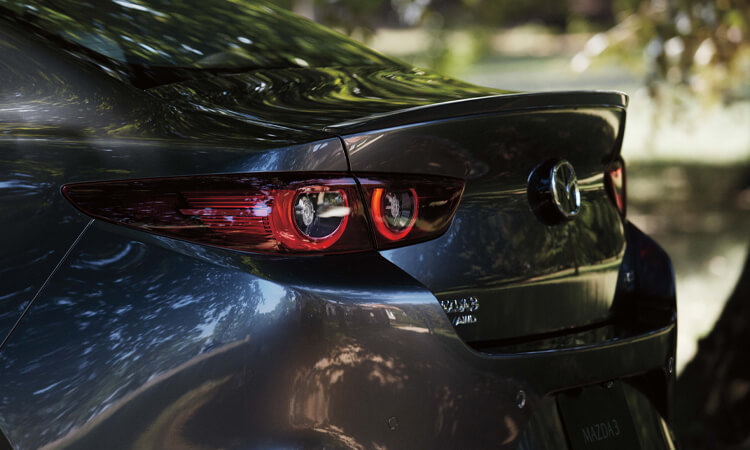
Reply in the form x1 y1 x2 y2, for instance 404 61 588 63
0 219 94 351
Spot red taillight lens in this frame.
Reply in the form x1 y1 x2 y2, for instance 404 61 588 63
358 175 465 249
62 174 372 254
370 187 418 240
604 159 626 216
270 185 354 251
62 173 466 254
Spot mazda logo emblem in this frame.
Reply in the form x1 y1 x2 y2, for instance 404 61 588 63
551 160 581 218
527 159 582 224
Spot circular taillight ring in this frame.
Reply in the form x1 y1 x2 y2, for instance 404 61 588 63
291 188 349 240
272 187 350 251
371 187 418 241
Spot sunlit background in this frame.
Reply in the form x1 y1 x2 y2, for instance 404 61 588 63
270 0 750 374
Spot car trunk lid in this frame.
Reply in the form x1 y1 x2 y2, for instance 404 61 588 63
342 93 627 344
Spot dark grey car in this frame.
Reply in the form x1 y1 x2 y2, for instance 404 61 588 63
0 1 677 448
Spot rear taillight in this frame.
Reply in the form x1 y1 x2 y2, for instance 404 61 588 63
357 175 465 249
604 159 626 216
62 172 465 254
62 174 371 254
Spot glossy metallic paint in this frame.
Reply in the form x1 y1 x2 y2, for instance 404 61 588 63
347 108 626 342
0 6 676 449
0 222 674 449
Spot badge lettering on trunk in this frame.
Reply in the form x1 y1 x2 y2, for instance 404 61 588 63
439 296 479 326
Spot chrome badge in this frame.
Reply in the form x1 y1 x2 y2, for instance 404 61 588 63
551 160 581 218
440 296 479 326
527 159 582 224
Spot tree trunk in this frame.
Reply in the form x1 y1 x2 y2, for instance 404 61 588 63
676 247 750 448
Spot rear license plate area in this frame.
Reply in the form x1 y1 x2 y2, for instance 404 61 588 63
557 382 641 450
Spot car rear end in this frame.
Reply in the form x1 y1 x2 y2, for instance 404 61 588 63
336 92 678 449
0 2 676 448
0 93 676 449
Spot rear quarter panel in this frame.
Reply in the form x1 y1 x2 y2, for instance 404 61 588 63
0 20 345 345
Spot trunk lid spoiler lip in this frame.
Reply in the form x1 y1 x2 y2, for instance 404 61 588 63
325 90 628 135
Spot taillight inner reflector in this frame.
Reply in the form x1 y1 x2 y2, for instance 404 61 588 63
370 187 418 240
271 186 353 251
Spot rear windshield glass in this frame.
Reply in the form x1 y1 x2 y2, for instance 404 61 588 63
1 0 392 70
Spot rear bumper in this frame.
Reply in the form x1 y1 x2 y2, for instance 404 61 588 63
0 221 675 449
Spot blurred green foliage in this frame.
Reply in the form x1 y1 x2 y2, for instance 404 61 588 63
271 0 749 103
600 0 750 103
